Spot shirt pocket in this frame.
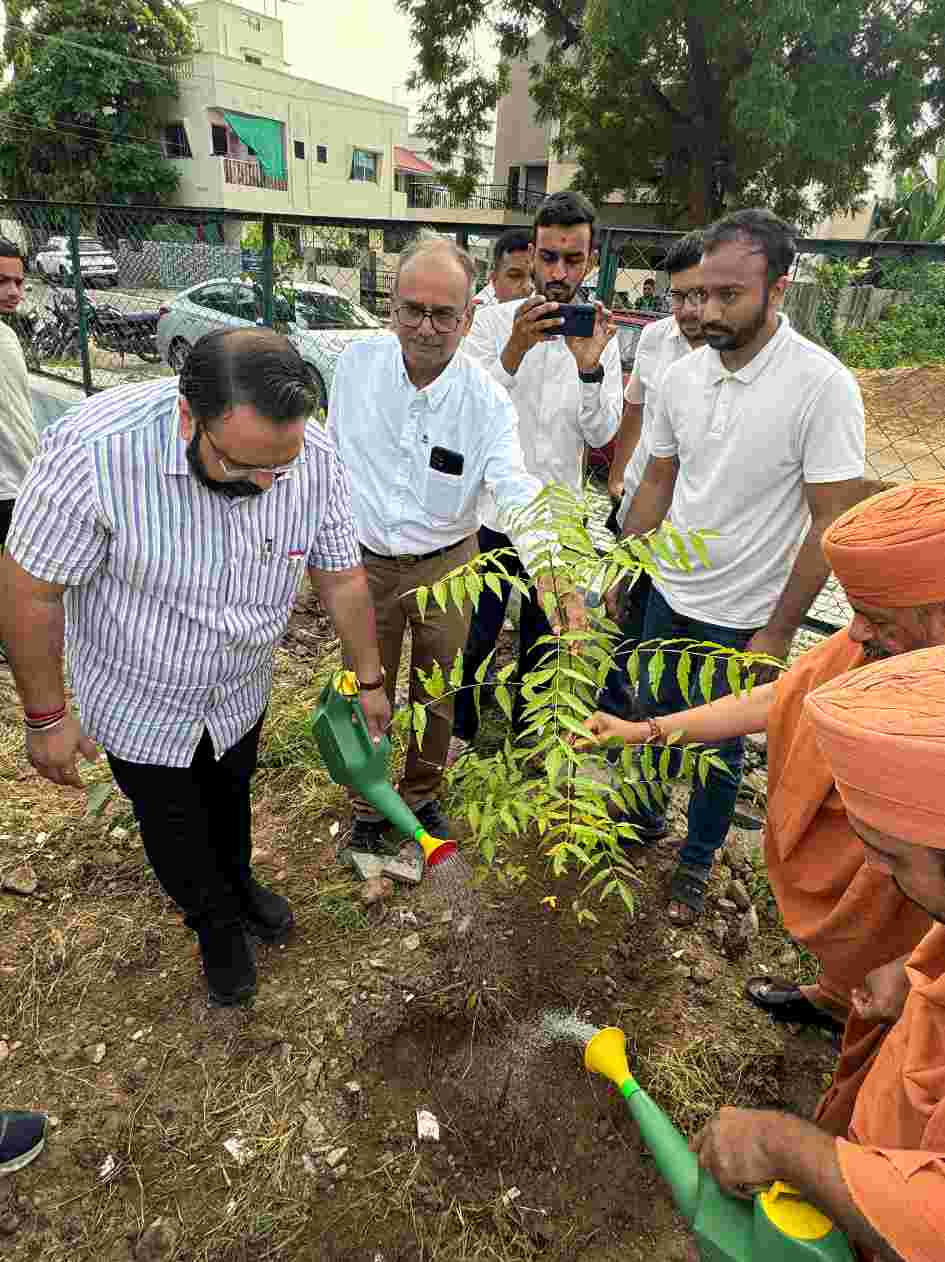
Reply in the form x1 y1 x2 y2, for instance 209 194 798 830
423 467 465 523
230 551 306 612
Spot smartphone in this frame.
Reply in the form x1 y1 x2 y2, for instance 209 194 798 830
555 302 596 338
430 446 464 476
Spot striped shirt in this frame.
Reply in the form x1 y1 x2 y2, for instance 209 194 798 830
8 377 361 766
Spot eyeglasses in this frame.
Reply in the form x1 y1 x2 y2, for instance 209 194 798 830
668 289 703 308
394 301 467 333
203 427 301 481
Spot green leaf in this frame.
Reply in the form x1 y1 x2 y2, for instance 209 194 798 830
474 650 496 684
450 574 467 613
676 649 692 705
482 834 496 864
449 649 464 690
647 648 665 699
484 572 503 599
726 654 742 697
416 585 429 622
547 745 564 786
698 654 715 703
495 684 513 719
432 582 448 613
411 702 427 750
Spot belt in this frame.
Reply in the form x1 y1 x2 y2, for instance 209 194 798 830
360 536 470 565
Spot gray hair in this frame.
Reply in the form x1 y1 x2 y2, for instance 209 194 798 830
395 232 477 304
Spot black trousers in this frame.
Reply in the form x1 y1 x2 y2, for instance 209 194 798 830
106 716 264 926
0 499 14 550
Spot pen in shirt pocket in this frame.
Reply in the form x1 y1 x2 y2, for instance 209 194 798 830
287 548 306 563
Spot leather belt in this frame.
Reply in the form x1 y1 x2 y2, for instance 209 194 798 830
360 536 470 565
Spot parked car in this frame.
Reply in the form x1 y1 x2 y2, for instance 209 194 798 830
34 237 119 287
156 278 386 411
586 307 664 475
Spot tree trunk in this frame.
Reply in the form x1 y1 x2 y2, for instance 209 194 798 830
686 14 723 226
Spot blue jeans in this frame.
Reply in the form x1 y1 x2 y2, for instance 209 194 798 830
635 587 759 873
453 526 553 740
597 571 652 720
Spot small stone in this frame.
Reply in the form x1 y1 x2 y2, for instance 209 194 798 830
133 1057 149 1072
727 879 752 911
360 877 394 905
304 1057 323 1090
455 915 473 939
402 933 421 952
349 851 385 881
303 1114 327 1145
740 906 760 941
673 962 692 979
135 1217 177 1262
380 850 424 885
725 834 757 872
717 899 738 913
34 833 48 845
345 1080 361 1094
2 864 38 896
302 1153 318 1176
325 1146 348 1168
85 1042 107 1065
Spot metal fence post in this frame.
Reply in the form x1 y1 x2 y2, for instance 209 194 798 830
67 207 93 395
596 228 618 308
261 216 274 327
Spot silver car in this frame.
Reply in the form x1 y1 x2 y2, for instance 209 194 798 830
34 236 119 287
156 278 386 411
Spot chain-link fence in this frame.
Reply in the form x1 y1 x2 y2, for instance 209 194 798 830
2 200 944 637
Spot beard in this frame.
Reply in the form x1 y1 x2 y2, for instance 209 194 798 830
535 273 580 304
702 283 770 352
862 640 893 661
186 430 262 500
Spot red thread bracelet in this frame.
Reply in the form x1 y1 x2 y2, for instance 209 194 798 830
25 705 66 722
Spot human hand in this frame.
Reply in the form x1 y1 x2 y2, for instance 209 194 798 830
26 713 99 788
744 627 793 685
851 956 911 1026
566 301 617 374
506 295 564 360
605 574 628 622
691 1108 783 1197
571 710 645 750
358 688 392 744
608 475 624 503
536 574 586 639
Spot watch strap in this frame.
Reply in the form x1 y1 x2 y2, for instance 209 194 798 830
358 673 386 692
578 365 605 384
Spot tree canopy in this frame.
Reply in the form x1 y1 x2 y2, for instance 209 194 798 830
0 0 196 204
399 0 945 229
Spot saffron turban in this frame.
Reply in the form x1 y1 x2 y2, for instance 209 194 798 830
805 646 945 848
822 483 945 608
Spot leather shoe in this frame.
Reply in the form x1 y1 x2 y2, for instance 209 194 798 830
241 877 294 943
195 919 257 1006
745 976 845 1032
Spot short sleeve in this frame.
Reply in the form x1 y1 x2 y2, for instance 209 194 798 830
6 419 109 586
647 377 679 458
624 371 643 405
800 368 865 483
307 447 362 572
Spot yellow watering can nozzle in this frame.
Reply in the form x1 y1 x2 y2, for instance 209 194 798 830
416 829 458 868
758 1181 835 1241
584 1026 632 1089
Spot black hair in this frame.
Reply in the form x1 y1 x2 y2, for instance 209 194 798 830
533 190 596 243
642 277 655 288
702 208 797 283
0 237 25 264
180 328 317 426
662 230 705 277
493 228 531 266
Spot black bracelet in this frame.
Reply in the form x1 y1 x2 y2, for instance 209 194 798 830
578 365 605 384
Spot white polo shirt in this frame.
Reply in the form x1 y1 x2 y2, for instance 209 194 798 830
617 315 694 529
647 315 865 628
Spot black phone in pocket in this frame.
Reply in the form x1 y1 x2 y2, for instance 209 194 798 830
556 302 596 338
430 446 464 476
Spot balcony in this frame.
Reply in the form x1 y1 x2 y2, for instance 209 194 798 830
223 156 287 193
406 182 545 213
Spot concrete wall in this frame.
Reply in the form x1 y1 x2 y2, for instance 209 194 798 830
493 32 552 188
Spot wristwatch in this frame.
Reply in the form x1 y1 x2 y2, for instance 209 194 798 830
358 670 386 692
578 364 605 384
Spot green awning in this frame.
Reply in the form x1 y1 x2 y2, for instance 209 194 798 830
223 112 286 181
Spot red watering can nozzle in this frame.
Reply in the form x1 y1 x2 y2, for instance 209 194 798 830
417 833 458 868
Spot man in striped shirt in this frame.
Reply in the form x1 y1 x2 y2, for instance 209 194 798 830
0 329 389 1007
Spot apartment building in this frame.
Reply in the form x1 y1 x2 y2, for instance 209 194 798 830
160 0 413 223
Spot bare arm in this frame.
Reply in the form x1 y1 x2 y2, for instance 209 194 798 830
0 553 68 712
608 400 643 501
620 454 678 539
309 564 389 742
693 1110 903 1262
582 681 776 749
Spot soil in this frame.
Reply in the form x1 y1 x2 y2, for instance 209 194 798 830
0 599 840 1262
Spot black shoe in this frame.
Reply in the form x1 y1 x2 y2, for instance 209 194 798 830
414 800 451 839
195 920 257 1006
350 817 396 854
0 1111 46 1174
744 976 845 1033
241 877 294 944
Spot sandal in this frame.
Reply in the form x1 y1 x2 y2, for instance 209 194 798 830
668 863 709 926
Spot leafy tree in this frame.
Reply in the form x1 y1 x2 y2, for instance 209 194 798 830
399 0 945 228
871 156 945 243
0 0 196 205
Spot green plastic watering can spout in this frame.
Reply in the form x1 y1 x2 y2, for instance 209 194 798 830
583 1027 856 1262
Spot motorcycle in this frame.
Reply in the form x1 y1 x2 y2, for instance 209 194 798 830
32 290 160 365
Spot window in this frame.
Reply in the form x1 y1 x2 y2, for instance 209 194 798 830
316 145 327 164
245 53 262 65
192 282 237 316
294 140 305 160
350 148 378 183
247 16 261 30
164 122 192 159
211 124 228 157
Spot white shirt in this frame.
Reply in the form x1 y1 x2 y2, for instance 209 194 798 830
617 316 693 528
473 281 497 307
327 334 543 567
463 296 622 532
646 315 865 628
8 378 360 766
0 321 38 500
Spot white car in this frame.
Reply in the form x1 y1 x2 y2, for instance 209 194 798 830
155 278 386 411
34 237 119 287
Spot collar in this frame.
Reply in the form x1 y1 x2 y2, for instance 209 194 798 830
164 399 190 476
706 312 791 385
395 340 460 411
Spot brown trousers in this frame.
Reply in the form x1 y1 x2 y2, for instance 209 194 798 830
351 537 477 819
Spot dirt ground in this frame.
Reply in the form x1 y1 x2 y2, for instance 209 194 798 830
0 588 844 1262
